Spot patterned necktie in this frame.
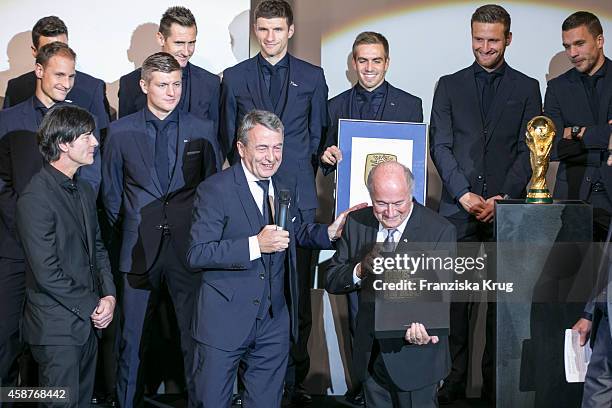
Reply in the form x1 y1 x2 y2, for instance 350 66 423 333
383 228 397 252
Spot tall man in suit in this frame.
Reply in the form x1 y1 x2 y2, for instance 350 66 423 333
320 31 424 404
188 109 362 408
429 4 541 403
321 31 423 173
326 161 456 408
551 11 612 408
219 2 328 399
0 41 101 386
3 16 110 131
15 105 116 408
118 6 220 130
102 52 218 408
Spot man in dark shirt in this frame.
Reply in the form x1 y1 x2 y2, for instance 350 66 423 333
15 105 115 408
429 4 541 403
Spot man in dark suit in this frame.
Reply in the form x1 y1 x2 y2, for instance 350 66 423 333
429 4 541 403
0 42 101 387
118 6 220 130
15 105 115 408
320 31 423 405
188 109 362 408
552 12 612 408
320 31 423 174
102 52 218 408
3 16 110 131
219 2 328 399
326 161 456 408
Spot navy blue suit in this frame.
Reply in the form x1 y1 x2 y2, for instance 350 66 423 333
3 70 110 131
102 109 218 408
187 163 332 407
220 54 328 212
321 81 423 175
118 63 220 128
429 63 541 396
0 96 102 384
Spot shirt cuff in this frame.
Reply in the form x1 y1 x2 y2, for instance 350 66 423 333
352 263 362 286
248 236 261 261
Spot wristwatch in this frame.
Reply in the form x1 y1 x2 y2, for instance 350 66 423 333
570 126 581 140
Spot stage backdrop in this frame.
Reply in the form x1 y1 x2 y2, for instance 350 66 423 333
0 0 250 110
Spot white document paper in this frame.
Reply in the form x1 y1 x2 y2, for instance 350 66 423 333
564 328 592 383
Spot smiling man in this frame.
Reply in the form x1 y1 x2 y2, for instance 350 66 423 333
219 1 329 401
188 109 361 408
118 6 220 131
429 4 541 404
103 52 218 408
320 32 423 178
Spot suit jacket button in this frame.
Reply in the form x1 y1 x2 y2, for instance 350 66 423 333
253 299 260 306
259 273 265 280
477 175 483 181
586 177 591 182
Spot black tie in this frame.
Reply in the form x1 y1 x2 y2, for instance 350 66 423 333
360 91 377 120
263 64 282 108
256 180 273 225
481 72 497 118
582 75 600 123
383 228 397 252
152 120 169 193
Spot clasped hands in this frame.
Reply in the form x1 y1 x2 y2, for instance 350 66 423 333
91 295 116 329
459 192 503 223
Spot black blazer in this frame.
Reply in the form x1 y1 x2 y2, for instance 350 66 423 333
544 57 612 202
0 97 101 260
117 63 220 129
321 81 423 175
16 165 115 346
430 63 542 218
101 109 218 274
326 203 456 391
219 54 328 210
3 70 110 131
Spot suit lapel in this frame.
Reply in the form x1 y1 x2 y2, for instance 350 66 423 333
234 164 265 235
246 57 272 111
485 67 517 142
599 59 612 123
380 83 397 120
282 55 299 120
133 110 163 195
462 68 485 135
567 68 595 123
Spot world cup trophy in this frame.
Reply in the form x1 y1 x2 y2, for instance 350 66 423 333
525 116 555 204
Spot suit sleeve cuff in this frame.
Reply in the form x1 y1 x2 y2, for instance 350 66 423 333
248 235 261 261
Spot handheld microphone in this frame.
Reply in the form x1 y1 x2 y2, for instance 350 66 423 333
276 190 291 230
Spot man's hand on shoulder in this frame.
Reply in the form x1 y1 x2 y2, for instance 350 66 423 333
257 225 290 253
328 202 368 241
91 295 116 329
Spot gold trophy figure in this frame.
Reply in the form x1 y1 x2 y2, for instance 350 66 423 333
525 116 555 204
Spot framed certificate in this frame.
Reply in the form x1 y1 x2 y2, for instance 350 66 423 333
336 119 428 214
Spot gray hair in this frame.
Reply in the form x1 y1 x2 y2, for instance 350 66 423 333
237 110 284 145
366 161 414 196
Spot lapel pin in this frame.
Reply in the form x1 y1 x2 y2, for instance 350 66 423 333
290 81 298 87
390 102 396 106
402 238 408 243
183 139 188 143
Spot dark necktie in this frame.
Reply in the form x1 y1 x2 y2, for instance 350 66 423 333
152 120 169 193
360 91 377 120
263 64 282 108
481 72 498 118
383 228 397 252
256 180 273 225
582 75 600 123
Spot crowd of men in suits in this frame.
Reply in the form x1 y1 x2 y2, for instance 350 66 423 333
0 1 610 407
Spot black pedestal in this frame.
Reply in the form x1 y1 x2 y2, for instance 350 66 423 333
495 200 592 408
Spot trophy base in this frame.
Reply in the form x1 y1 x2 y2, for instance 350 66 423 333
526 188 552 204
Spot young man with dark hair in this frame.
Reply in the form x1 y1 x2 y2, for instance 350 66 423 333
103 52 218 408
547 11 612 408
0 42 102 387
429 4 541 404
219 2 328 401
3 16 110 130
118 6 220 131
15 105 115 408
